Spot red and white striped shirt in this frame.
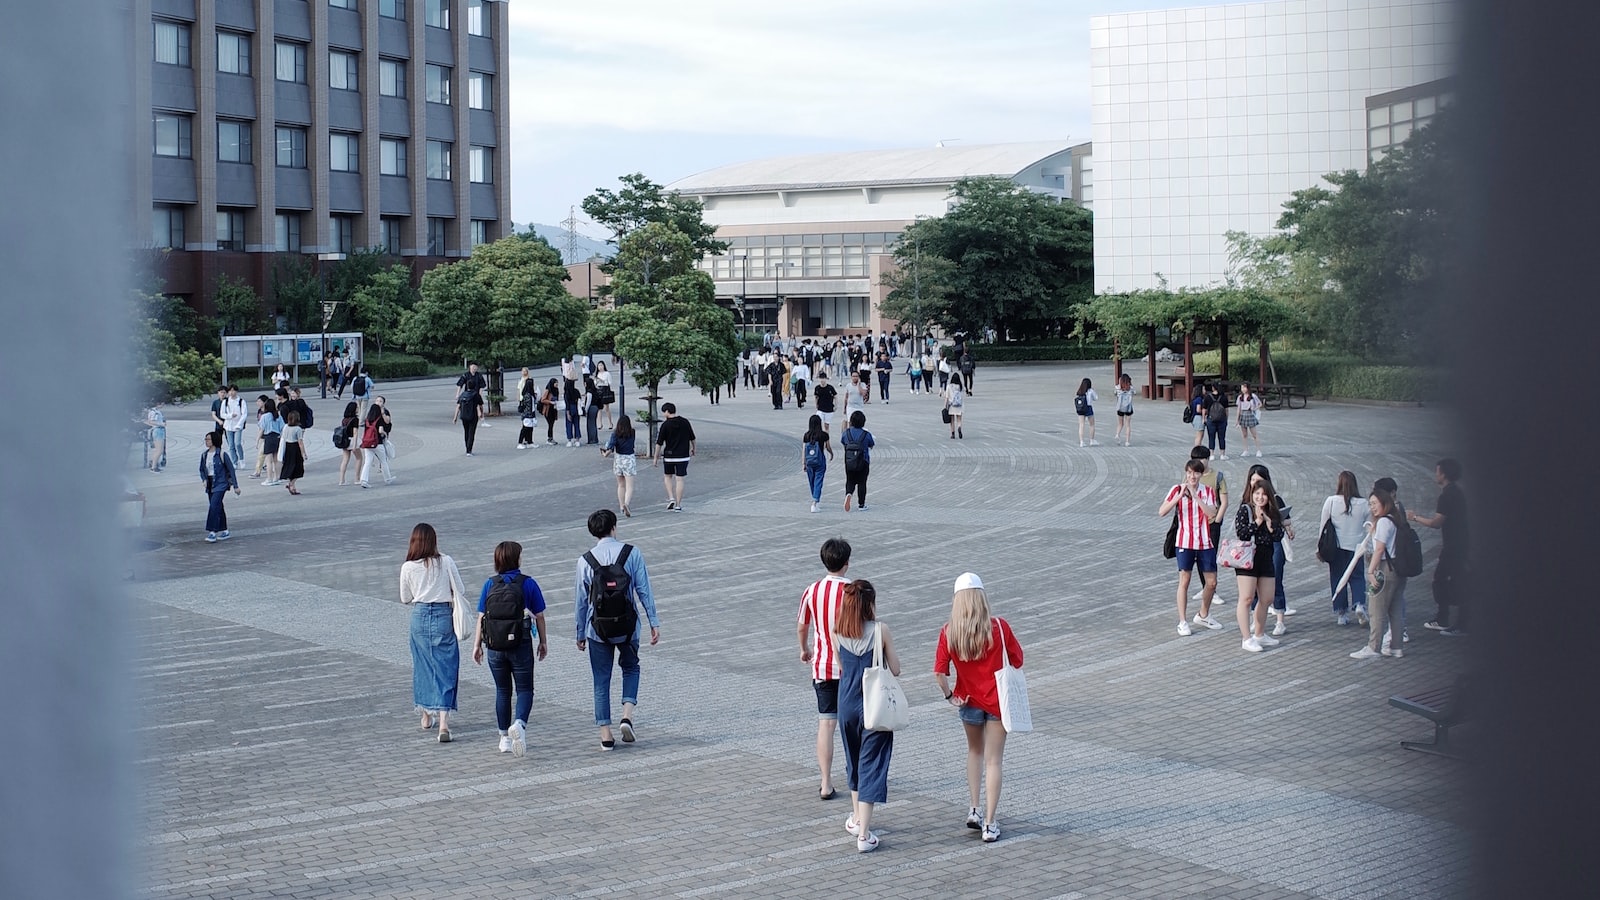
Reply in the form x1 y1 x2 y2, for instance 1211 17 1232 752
799 574 849 681
1165 483 1218 550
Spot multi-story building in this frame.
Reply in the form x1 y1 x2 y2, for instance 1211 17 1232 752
134 0 512 312
668 141 1090 338
1089 0 1455 293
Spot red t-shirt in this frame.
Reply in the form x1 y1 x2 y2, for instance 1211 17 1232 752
798 575 849 680
934 617 1024 719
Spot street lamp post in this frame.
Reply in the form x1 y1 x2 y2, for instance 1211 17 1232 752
773 259 794 342
317 252 346 397
735 253 748 341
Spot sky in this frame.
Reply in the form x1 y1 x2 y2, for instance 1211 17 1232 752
505 0 1177 232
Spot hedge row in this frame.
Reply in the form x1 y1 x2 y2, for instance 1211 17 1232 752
362 352 433 379
978 342 1115 363
1189 348 1445 402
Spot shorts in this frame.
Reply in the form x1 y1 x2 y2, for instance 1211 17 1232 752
663 460 688 476
262 433 281 455
1175 546 1218 573
813 679 839 719
819 411 834 427
1080 406 1094 417
1117 409 1132 417
150 426 167 440
958 704 1000 726
613 454 638 477
1193 415 1207 432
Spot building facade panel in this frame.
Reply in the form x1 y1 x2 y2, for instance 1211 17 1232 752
152 0 195 19
151 65 197 113
424 25 454 65
379 175 412 216
469 109 496 146
424 103 455 140
467 35 496 73
272 0 310 40
216 162 258 207
276 167 312 209
329 171 363 213
215 73 257 119
152 157 199 204
469 183 497 217
426 179 456 217
328 89 363 131
377 17 410 55
327 7 363 49
380 96 411 135
214 0 255 32
274 81 312 124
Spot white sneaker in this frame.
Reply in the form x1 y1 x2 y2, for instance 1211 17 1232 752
1177 621 1192 636
982 822 1000 843
1382 634 1391 651
497 735 512 754
1193 613 1223 631
1382 648 1404 658
1337 614 1349 626
1080 441 1086 447
857 831 879 853
1403 631 1410 643
1271 621 1287 636
1256 450 1263 458
509 720 526 757
1089 440 1101 446
810 502 819 513
1242 637 1263 652
844 814 860 837
1281 608 1297 617
1218 453 1229 460
965 807 982 830
1355 608 1370 626
1255 633 1280 647
1350 647 1381 659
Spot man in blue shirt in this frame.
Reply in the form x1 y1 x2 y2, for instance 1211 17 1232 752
574 509 660 750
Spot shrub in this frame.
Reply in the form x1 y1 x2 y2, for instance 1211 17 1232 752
976 341 1115 363
363 352 431 379
1189 347 1443 401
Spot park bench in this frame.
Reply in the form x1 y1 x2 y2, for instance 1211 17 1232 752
1259 382 1309 410
1388 678 1469 758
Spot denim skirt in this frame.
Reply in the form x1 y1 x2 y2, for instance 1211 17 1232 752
410 602 459 712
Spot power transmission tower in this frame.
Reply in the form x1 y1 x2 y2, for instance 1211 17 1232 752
561 205 581 265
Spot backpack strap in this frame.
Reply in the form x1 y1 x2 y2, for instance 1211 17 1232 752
615 544 633 570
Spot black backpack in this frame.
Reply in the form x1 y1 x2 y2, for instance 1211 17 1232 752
481 574 530 651
1393 518 1424 577
1182 402 1195 424
300 402 314 429
1074 394 1088 416
331 419 352 449
841 429 865 472
584 545 637 641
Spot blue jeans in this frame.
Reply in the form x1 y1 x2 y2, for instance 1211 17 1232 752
585 403 600 444
805 463 826 502
224 429 244 465
205 490 229 533
1205 420 1227 451
487 642 535 731
587 638 640 726
1326 548 1367 613
564 406 582 441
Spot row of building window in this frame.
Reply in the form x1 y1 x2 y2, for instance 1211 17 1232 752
157 25 494 110
153 114 493 182
155 0 490 54
155 206 492 254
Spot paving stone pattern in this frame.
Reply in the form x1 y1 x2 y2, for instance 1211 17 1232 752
130 362 1468 898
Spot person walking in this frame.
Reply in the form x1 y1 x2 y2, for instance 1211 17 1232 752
369 396 396 485
906 352 923 394
813 371 838 433
958 350 975 394
574 509 660 751
793 357 811 408
357 400 391 488
327 352 343 400
655 403 695 511
1159 459 1222 635
1189 385 1208 447
561 376 583 447
1318 470 1371 626
840 410 875 512
270 362 291 393
278 387 314 463
1410 458 1469 636
874 350 893 403
455 379 485 456
767 357 785 410
198 431 241 543
933 572 1023 844
516 372 538 450
318 352 331 399
1113 373 1136 446
471 541 548 757
350 365 372 420
1372 476 1411 650
596 361 615 429
797 538 852 800
277 409 305 494
221 385 249 467
1203 383 1230 460
1075 378 1099 447
601 415 639 517
1350 487 1407 659
144 404 168 472
252 395 281 485
942 374 965 439
336 401 365 485
1235 383 1264 457
400 523 469 742
834 579 900 853
801 414 833 513
582 374 602 445
1246 465 1297 635
1233 479 1287 652
540 377 560 446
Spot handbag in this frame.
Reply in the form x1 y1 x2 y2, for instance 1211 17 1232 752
1163 512 1180 559
1217 537 1257 569
1316 518 1340 562
382 437 396 461
941 406 952 424
861 624 909 732
993 619 1032 733
448 557 476 643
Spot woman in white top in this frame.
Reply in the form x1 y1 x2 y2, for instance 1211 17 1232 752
1235 383 1264 457
1113 373 1136 446
270 363 292 392
1075 378 1099 447
1350 488 1405 659
942 375 965 439
400 523 470 742
595 361 614 429
1317 471 1371 626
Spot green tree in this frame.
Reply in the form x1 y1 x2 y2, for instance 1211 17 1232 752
348 264 418 355
210 274 266 336
576 222 738 446
582 172 728 256
271 254 322 334
878 177 1094 340
325 248 388 332
130 288 218 403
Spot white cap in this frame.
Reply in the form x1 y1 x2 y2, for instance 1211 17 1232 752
953 572 984 592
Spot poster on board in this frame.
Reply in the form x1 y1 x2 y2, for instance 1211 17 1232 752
262 341 278 360
297 339 319 364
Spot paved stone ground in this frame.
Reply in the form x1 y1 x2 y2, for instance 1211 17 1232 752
128 362 1469 898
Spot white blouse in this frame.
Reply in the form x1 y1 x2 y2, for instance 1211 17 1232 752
400 555 467 605
1319 495 1372 551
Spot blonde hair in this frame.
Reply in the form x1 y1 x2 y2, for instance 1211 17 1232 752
946 588 993 660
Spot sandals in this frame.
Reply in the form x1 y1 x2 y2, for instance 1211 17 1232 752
600 739 615 751
420 713 435 730
819 788 837 801
437 730 452 743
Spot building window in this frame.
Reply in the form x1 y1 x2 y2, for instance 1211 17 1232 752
380 58 406 97
154 20 190 67
275 213 302 252
153 113 192 158
330 0 357 9
330 132 359 172
330 215 355 254
275 41 307 83
217 32 251 75
381 217 403 254
469 146 492 183
425 0 450 29
217 209 247 251
380 0 405 20
427 217 449 254
425 64 451 104
471 219 490 248
217 120 252 164
425 140 452 179
469 72 492 110
467 0 490 36
276 126 307 168
380 138 407 176
330 50 359 91
153 205 186 249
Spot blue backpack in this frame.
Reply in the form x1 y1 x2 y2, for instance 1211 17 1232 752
804 440 824 465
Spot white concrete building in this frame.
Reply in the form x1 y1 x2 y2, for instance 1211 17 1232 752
668 141 1089 337
1090 0 1456 293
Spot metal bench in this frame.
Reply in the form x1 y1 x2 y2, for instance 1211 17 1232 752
1388 679 1468 758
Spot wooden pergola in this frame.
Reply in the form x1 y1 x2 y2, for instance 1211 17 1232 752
1089 286 1292 402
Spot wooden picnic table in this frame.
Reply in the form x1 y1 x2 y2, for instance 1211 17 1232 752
1151 371 1219 401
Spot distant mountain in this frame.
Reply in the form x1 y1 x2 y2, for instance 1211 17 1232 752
520 223 614 264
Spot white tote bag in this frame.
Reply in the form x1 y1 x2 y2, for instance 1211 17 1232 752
446 556 477 644
993 619 1032 734
862 623 909 732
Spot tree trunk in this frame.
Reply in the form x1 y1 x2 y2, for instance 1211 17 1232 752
1259 338 1269 387
1219 322 1230 382
1146 326 1158 400
1113 336 1122 382
1183 332 1194 401
645 379 661 454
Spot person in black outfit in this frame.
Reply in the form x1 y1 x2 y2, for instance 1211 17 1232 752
1409 458 1470 635
768 359 785 409
454 365 486 455
813 371 838 433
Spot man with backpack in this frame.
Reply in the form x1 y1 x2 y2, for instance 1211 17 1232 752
574 509 659 751
839 410 875 512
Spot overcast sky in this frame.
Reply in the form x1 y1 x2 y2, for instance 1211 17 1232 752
506 0 1175 232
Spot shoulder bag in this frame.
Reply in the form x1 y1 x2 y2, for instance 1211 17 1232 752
1217 536 1257 569
446 556 476 643
1163 511 1180 559
993 619 1032 734
862 624 909 732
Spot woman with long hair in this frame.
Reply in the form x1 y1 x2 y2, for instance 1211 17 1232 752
582 374 602 445
1318 471 1370 626
540 378 560 446
942 374 965 439
1075 377 1099 447
934 573 1023 843
277 409 305 494
400 523 469 742
1234 479 1286 652
252 395 280 485
1246 464 1296 635
1350 488 1407 659
833 579 900 853
563 376 583 447
516 367 537 449
359 400 393 487
1236 382 1264 457
801 414 833 513
337 400 364 485
601 415 638 517
596 361 615 429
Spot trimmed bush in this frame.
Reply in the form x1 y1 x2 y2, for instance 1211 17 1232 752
976 341 1115 363
1189 347 1443 402
363 352 432 379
